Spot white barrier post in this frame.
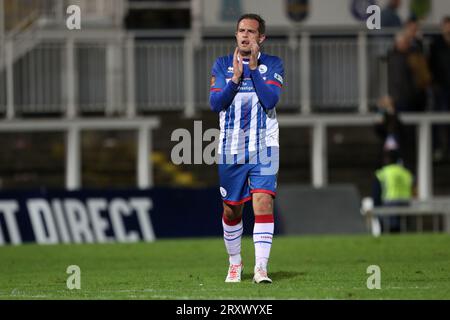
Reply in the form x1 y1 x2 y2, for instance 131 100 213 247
137 125 151 189
300 32 311 114
417 120 432 200
6 39 14 119
357 31 368 114
311 122 327 188
126 36 136 118
65 36 76 118
183 33 195 118
66 125 81 190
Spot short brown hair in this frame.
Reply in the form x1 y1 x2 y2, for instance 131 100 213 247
236 14 266 35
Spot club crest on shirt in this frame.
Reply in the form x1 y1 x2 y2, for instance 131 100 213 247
220 187 227 197
258 64 268 74
210 76 216 87
227 66 234 73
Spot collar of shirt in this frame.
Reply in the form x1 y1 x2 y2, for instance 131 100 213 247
238 52 261 64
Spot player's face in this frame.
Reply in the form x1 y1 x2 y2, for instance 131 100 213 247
235 19 265 56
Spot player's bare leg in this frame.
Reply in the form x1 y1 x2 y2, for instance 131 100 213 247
252 193 274 283
223 202 244 282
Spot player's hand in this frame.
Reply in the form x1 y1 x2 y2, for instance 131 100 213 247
249 41 259 71
232 47 243 84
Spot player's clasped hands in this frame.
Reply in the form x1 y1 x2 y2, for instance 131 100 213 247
249 40 259 71
232 41 259 84
232 47 243 84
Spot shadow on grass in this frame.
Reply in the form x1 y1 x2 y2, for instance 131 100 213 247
242 271 305 281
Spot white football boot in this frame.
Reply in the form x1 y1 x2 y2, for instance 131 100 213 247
225 263 243 283
253 266 272 284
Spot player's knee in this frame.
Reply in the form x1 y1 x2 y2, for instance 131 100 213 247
223 207 234 220
223 203 243 220
253 194 273 214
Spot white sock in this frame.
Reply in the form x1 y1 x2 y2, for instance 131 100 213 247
253 215 274 271
223 215 243 265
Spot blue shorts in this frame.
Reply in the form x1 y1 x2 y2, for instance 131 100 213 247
218 148 278 205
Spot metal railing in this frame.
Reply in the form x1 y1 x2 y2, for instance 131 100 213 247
135 41 185 111
2 29 431 118
1 113 448 199
0 117 160 189
361 197 450 235
1 28 448 199
277 113 450 201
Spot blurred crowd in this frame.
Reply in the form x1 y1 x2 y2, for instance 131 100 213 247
376 0 450 167
372 1 450 231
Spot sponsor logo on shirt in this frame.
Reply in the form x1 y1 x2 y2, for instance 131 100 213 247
238 85 255 92
274 73 283 84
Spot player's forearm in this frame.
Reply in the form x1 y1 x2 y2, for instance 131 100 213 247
209 80 240 112
250 69 280 110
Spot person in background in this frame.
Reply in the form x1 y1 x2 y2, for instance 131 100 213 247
429 16 450 161
404 16 424 53
374 96 406 165
388 32 431 113
381 0 403 28
404 17 432 111
372 150 414 233
387 32 416 112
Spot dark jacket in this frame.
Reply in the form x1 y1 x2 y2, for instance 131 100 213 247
375 112 405 148
388 49 429 112
429 35 450 90
387 49 416 110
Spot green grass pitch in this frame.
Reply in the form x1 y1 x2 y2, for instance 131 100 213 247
0 234 449 299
